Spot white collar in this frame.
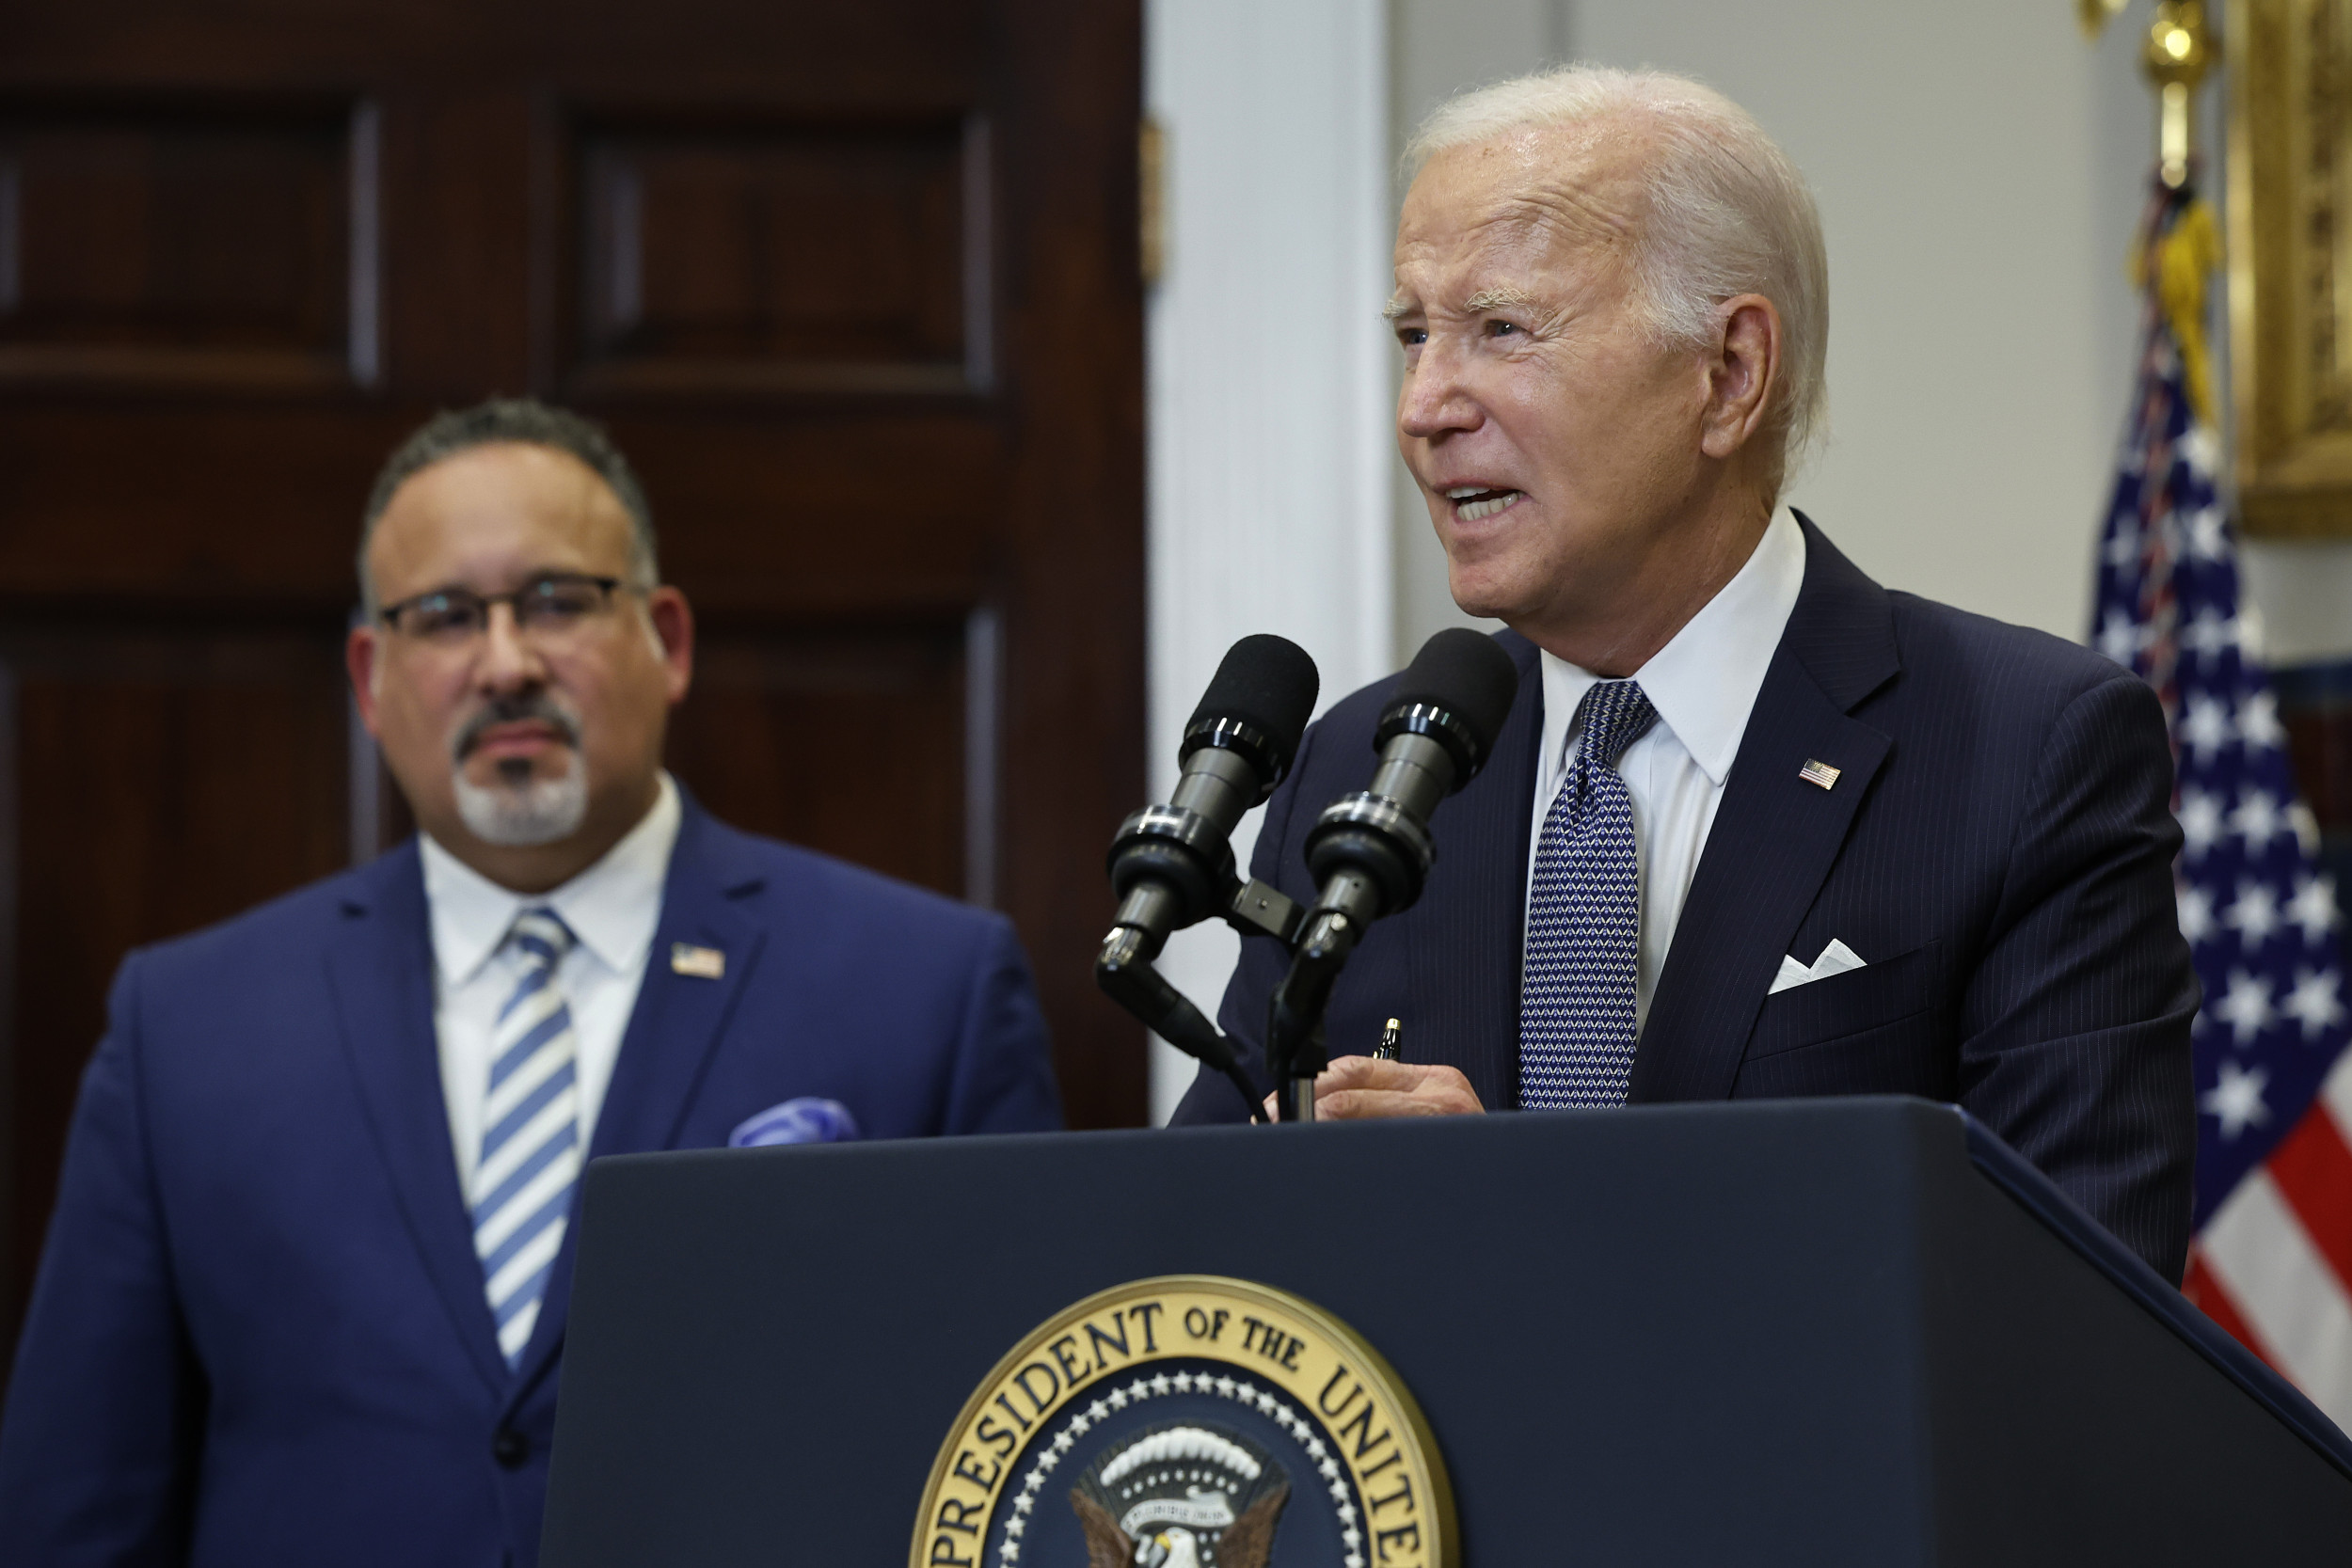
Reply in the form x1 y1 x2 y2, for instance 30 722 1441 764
420 772 683 984
1537 507 1807 785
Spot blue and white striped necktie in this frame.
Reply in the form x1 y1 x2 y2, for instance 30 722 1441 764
1519 680 1660 1108
472 907 581 1369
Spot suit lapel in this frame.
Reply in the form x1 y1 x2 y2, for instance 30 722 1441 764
324 846 508 1397
507 802 767 1401
1629 515 1901 1102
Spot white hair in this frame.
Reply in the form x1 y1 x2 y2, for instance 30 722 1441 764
1406 65 1830 483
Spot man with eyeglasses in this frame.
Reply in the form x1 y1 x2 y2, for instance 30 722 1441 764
0 399 1063 1566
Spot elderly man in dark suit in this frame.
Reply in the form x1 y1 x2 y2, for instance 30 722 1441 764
1172 66 2196 1283
0 400 1061 1565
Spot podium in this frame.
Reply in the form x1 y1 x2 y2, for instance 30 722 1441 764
540 1099 2352 1564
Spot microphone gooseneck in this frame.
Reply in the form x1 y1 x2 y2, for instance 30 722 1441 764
1266 629 1520 1120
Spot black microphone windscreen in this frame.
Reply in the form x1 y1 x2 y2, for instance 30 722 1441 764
1392 628 1520 759
1187 634 1322 770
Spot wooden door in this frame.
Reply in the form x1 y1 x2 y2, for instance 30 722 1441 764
0 0 1145 1357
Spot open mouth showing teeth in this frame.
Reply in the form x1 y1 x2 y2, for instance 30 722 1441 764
1446 486 1522 521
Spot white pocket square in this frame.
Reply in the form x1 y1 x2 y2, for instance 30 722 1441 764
1769 938 1867 995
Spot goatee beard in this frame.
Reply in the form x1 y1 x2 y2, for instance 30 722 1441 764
453 756 589 847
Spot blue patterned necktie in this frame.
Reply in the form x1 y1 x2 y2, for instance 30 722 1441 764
472 908 580 1368
1519 680 1661 1108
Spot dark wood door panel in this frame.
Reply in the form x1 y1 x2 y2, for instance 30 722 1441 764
609 414 1004 614
2 2 979 95
666 619 968 898
0 98 358 388
0 404 416 601
0 621 351 1322
568 113 982 398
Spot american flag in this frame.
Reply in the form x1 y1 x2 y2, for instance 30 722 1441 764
2093 182 2352 1426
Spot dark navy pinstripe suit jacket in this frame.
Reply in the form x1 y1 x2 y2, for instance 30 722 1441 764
1171 515 2200 1282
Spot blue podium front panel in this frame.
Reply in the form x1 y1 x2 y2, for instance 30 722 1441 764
543 1099 2352 1565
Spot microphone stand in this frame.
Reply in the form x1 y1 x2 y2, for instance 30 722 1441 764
1095 876 1304 1124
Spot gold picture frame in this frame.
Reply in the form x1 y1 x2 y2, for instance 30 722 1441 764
2229 0 2352 533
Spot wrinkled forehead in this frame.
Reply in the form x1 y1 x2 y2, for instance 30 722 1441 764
1393 122 1650 294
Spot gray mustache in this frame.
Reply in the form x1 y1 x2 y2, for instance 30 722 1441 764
451 697 582 763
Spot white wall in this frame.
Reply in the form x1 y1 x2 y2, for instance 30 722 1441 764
1144 0 1392 1123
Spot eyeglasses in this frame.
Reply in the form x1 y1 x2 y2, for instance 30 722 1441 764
378 573 633 644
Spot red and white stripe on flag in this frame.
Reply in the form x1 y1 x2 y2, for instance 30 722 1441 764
2187 1047 2352 1430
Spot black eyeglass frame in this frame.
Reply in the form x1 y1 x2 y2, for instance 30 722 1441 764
376 573 635 637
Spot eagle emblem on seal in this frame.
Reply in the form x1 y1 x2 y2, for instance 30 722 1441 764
1068 1421 1290 1568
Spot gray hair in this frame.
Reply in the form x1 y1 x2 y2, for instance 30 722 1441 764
358 398 659 616
1406 66 1830 485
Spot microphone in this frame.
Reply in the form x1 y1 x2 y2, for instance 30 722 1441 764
1265 628 1520 1117
1104 634 1321 953
1098 636 1319 1113
1302 627 1520 928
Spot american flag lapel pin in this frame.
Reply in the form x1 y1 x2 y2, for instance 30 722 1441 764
670 942 725 979
1799 758 1842 791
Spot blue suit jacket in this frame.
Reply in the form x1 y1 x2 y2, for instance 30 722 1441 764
1175 517 2199 1280
0 800 1060 1566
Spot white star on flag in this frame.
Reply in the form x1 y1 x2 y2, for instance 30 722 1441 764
2282 968 2347 1039
2178 787 2225 860
2099 610 2139 665
2292 800 2322 857
2177 881 2216 945
2290 875 2342 944
2188 504 2228 560
2214 970 2276 1045
2239 602 2269 658
2200 1058 2270 1140
2231 789 2287 850
2182 607 2238 657
2181 693 2235 761
2238 689 2286 750
2223 881 2282 947
2181 423 2221 473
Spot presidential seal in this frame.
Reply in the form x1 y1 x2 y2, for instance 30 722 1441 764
911 1275 1452 1568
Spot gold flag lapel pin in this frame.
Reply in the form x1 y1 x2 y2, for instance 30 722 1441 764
1799 758 1842 791
670 942 725 979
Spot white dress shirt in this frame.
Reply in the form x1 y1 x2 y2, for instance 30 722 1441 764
421 772 682 1191
1527 508 1807 1032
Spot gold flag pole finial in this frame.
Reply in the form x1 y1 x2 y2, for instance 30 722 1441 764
2080 0 2224 425
2142 1 2215 189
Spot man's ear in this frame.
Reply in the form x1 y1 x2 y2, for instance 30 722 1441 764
346 624 384 735
646 586 695 705
1700 294 1782 461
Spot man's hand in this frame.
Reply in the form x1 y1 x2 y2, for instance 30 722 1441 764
1264 1055 1485 1120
